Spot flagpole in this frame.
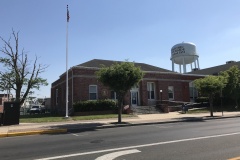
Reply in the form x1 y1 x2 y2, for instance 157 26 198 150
65 5 69 118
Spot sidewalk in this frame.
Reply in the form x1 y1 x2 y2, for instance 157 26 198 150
1 111 240 138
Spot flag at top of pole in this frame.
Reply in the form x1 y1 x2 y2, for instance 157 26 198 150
67 5 70 22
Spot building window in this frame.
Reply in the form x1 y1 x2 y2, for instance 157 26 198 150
147 82 155 100
111 91 116 100
189 81 198 99
56 89 58 105
168 86 174 100
89 85 97 100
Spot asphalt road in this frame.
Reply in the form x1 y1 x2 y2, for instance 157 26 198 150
0 117 240 160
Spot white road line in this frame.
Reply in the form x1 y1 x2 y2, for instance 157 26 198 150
95 149 140 160
69 133 88 137
35 132 240 160
70 133 79 136
153 125 173 129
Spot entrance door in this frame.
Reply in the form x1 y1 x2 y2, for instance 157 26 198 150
131 92 138 106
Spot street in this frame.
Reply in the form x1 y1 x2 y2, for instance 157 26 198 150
0 117 240 160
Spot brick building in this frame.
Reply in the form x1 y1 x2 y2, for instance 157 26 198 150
51 59 204 114
0 94 12 114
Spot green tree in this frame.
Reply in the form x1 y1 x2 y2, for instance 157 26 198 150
221 66 240 107
194 75 226 117
96 61 144 123
0 30 48 105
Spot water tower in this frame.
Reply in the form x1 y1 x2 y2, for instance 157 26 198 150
170 42 200 73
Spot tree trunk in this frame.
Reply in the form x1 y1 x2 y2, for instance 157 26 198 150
117 94 123 123
20 87 31 106
16 88 21 103
209 95 213 117
235 95 239 109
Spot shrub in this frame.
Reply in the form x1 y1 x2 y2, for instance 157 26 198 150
195 97 209 103
73 99 117 112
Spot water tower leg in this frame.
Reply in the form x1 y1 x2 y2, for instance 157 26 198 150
197 58 200 69
179 64 182 73
183 58 186 73
191 63 193 70
194 61 197 68
172 61 175 72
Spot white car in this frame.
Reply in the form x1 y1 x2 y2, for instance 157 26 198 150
29 105 45 114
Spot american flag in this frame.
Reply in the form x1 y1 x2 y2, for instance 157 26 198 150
67 5 70 22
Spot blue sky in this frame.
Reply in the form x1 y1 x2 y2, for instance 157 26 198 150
1 0 240 98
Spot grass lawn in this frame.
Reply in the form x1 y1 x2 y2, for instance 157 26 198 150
20 114 136 123
187 108 209 114
187 106 240 114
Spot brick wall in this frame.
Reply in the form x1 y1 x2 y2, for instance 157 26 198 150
51 67 203 114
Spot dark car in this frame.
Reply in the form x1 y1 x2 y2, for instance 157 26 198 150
29 105 45 114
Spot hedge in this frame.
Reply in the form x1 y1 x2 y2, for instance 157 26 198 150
73 99 117 112
195 97 209 103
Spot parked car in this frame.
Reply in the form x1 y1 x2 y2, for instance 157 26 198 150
29 105 45 114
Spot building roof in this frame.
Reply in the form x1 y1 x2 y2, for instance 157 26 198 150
0 94 8 98
187 61 240 75
76 59 172 72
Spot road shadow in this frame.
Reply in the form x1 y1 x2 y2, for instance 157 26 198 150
29 122 107 135
172 117 205 122
42 117 207 135
109 122 131 125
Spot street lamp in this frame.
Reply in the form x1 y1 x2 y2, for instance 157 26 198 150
160 90 163 104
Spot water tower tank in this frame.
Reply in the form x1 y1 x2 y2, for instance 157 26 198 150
170 42 200 73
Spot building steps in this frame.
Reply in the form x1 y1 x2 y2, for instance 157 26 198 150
131 106 162 114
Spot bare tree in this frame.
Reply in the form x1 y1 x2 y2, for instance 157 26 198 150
0 30 48 105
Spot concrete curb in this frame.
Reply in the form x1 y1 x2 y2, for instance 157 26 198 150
0 128 67 138
67 115 240 132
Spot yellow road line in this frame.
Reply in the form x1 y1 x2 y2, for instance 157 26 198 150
228 156 240 160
